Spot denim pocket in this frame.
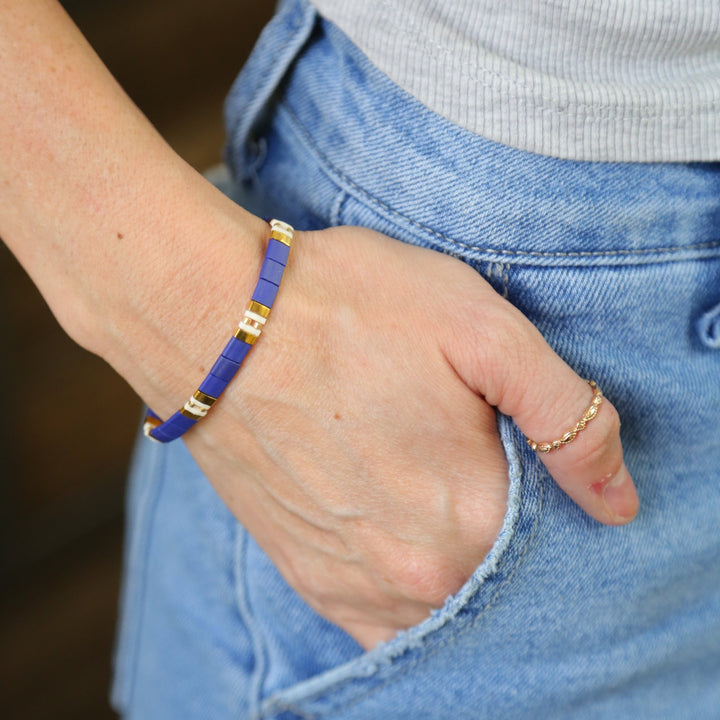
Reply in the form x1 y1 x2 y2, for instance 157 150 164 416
239 416 545 720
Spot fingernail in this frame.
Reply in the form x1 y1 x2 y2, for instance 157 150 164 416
602 464 638 522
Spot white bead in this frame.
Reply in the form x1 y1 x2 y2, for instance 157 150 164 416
244 310 267 326
143 421 162 442
238 320 261 336
189 396 212 411
184 397 210 417
270 218 294 235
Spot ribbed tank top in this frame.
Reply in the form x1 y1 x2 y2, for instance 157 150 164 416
310 0 720 161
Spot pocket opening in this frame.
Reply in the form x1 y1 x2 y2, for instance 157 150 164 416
258 415 545 719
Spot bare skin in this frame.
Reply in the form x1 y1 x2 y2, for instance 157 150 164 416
0 0 637 650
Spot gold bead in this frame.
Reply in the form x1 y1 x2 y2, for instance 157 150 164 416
247 300 271 319
270 228 292 246
179 407 200 420
193 390 217 407
234 327 259 345
143 415 161 430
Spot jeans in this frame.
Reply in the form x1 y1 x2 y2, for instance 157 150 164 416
111 1 720 717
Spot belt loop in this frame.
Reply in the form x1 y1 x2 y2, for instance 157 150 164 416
223 0 318 181
697 301 720 349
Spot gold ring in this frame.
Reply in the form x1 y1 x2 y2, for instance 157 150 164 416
526 380 603 454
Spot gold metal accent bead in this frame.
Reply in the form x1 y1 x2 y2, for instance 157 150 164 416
247 300 271 319
143 415 161 430
193 390 217 407
234 327 259 345
526 380 604 454
270 228 292 246
180 406 204 420
142 415 162 441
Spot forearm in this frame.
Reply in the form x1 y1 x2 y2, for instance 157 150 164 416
0 0 267 414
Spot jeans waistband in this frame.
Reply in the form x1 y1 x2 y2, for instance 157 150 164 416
227 0 720 267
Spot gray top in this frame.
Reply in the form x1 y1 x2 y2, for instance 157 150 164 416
310 0 720 162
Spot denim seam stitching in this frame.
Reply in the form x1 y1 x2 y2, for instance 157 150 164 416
278 103 720 263
267 441 546 718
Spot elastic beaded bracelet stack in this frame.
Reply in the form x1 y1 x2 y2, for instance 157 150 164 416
143 218 294 443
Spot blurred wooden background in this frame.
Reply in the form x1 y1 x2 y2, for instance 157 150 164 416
0 1 274 717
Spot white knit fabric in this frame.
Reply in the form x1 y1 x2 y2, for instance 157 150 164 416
310 0 720 162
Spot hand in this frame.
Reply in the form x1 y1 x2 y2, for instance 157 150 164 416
0 0 637 655
182 224 638 650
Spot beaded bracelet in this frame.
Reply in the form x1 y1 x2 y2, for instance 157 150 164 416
143 218 294 443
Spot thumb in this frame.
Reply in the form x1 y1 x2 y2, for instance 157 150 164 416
448 298 638 526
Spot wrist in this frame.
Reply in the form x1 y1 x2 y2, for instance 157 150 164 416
0 0 269 418
91 170 269 418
